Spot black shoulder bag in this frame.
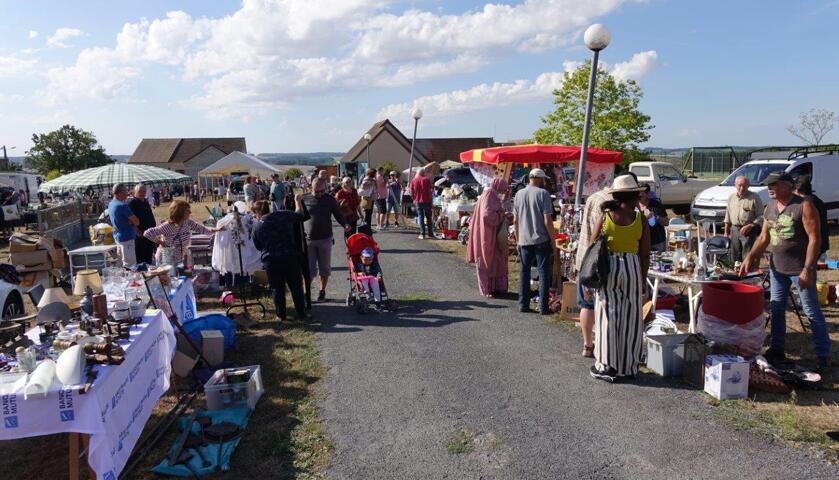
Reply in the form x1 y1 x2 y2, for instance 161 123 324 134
579 225 610 289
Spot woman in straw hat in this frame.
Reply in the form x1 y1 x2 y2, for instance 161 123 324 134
589 174 650 383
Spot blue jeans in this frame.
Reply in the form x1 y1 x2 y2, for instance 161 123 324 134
769 268 830 358
416 203 433 236
519 241 553 312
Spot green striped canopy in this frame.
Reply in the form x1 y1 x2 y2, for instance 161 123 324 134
38 163 192 194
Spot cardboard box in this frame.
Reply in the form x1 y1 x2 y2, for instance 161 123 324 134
172 332 200 377
9 243 40 253
48 248 67 269
704 354 750 400
559 280 581 321
201 329 225 366
9 250 50 267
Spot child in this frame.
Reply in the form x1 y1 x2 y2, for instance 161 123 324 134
355 248 382 305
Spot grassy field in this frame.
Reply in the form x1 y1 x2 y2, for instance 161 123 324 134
0 197 332 479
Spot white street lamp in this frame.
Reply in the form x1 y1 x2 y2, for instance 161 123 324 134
363 133 372 167
574 23 611 208
407 108 423 190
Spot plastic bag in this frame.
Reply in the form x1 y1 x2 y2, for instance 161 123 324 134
698 309 765 357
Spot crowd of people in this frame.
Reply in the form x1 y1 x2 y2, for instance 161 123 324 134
462 167 831 384
102 162 831 375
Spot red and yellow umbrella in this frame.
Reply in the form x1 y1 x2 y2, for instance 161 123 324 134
459 144 622 165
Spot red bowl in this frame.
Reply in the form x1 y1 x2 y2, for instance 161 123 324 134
702 281 764 324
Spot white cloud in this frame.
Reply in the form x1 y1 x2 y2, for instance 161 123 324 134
47 27 84 48
377 52 659 121
43 0 633 118
44 48 139 104
28 30 38 39
610 50 659 82
0 93 24 103
0 55 37 77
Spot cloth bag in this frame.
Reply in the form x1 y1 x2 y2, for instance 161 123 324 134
579 234 609 289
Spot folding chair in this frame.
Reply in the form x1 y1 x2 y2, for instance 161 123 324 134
762 269 809 333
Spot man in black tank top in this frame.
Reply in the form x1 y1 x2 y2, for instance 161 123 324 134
739 172 830 372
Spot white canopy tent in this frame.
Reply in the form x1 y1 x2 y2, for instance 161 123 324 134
199 151 280 178
198 151 281 194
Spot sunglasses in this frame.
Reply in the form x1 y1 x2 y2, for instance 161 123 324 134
315 189 326 194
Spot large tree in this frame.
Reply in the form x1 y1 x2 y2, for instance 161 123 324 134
26 125 112 175
786 108 836 146
534 61 653 166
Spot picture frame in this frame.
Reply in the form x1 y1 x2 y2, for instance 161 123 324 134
144 275 174 320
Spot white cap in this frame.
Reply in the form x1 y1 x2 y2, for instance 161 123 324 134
528 168 549 179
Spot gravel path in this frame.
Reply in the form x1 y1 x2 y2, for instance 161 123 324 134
315 227 837 479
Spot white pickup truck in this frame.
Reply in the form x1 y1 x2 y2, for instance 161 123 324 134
628 162 717 214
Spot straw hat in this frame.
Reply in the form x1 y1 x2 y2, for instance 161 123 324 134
607 174 645 193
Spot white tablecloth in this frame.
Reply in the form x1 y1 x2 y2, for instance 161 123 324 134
0 311 176 480
168 277 198 323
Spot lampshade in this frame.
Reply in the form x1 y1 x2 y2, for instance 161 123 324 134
38 287 71 309
73 269 103 296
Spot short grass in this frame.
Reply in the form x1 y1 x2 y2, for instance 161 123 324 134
706 394 838 462
445 430 475 455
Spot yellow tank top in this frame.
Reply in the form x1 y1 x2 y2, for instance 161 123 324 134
603 212 642 253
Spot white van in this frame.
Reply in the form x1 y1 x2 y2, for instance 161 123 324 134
691 147 839 223
0 172 42 203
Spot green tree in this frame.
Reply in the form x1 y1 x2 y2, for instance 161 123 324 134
26 125 112 175
379 161 399 175
534 61 653 167
284 167 304 179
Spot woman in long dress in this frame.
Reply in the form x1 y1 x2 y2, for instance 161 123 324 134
589 175 650 382
467 178 510 297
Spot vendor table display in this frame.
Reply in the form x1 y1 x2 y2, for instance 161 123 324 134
0 310 176 479
69 245 118 288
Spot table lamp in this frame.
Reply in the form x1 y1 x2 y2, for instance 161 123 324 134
73 269 103 296
37 287 71 309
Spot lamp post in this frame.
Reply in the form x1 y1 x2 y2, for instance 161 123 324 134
407 108 423 192
1 145 15 171
573 23 611 209
363 132 372 166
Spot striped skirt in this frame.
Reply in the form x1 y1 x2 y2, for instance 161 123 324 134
594 252 644 376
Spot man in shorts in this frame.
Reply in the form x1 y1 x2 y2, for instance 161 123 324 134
375 166 388 230
386 171 403 228
301 178 350 302
575 188 612 358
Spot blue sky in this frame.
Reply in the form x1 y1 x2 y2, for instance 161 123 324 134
1 0 838 155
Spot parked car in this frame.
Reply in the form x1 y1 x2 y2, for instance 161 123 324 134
442 167 479 187
0 278 25 321
628 161 717 214
691 147 839 223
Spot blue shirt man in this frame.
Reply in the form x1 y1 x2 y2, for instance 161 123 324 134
270 175 286 211
108 183 139 266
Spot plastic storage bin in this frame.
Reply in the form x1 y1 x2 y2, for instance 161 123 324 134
645 333 690 377
204 365 264 411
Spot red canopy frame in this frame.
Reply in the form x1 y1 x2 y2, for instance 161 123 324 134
459 144 623 165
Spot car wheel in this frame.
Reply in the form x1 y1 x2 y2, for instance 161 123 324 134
2 293 24 321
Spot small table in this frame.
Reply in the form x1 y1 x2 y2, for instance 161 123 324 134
68 245 118 285
648 270 704 333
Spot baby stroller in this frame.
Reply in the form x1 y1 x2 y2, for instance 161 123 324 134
345 233 396 313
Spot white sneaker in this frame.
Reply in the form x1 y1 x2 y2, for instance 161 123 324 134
418 234 425 239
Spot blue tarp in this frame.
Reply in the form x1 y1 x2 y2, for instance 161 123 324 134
152 407 250 477
181 313 237 350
